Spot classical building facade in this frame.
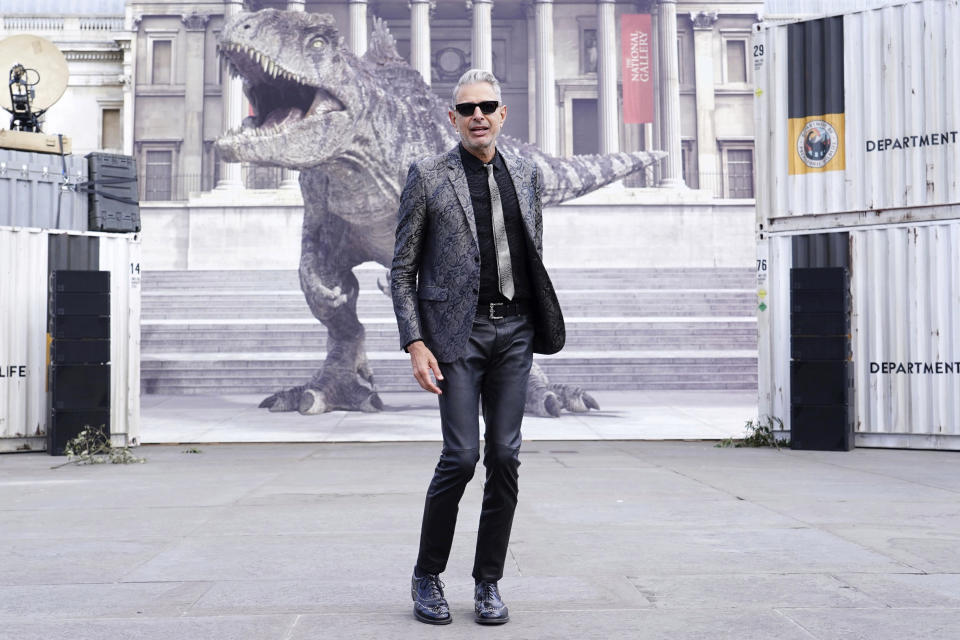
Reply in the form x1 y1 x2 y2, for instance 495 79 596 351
2 0 763 269
118 0 762 200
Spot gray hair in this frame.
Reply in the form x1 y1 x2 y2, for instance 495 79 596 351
452 68 502 105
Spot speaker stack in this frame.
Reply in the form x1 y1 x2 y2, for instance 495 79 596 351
48 271 110 456
86 152 140 233
789 267 853 451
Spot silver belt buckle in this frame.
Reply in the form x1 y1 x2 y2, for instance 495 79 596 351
488 302 504 320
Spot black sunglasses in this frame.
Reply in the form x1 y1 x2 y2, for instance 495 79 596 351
453 101 500 116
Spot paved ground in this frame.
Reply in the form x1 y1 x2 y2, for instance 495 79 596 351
2 440 959 639
141 390 758 443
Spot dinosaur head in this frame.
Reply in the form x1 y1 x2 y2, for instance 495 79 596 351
216 9 361 169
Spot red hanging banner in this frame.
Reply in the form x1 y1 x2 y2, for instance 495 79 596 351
621 14 654 124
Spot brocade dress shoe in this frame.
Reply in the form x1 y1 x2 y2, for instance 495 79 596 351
411 570 452 624
474 581 510 624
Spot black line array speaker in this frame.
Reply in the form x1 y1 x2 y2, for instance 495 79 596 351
790 267 853 451
86 152 141 233
48 270 111 456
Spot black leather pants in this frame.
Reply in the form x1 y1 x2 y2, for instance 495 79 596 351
416 312 535 583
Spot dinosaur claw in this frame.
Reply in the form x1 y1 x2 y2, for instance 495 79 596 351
299 388 328 414
582 392 600 411
544 393 562 418
359 393 384 412
261 387 304 412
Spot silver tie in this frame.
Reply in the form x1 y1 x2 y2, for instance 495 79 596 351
485 163 515 300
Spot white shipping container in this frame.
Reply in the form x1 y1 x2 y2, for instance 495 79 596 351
759 222 960 449
0 226 141 453
754 0 960 227
755 0 960 449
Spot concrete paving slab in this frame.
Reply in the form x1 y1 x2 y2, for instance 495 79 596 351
1 441 957 640
287 608 818 640
0 615 296 640
188 575 648 616
140 390 757 443
1 538 171 586
121 535 421 583
507 526 913 577
833 573 960 608
523 494 803 529
626 573 883 609
819 525 960 573
0 581 212 619
0 506 213 541
779 608 960 640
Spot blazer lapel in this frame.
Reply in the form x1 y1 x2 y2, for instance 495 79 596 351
502 149 537 245
446 146 479 248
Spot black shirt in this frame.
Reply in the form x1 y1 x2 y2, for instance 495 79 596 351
459 144 532 305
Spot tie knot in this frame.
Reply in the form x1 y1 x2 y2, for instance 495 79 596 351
484 163 493 176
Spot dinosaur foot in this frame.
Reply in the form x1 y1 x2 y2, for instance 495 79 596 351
259 379 383 415
550 384 600 413
524 389 562 418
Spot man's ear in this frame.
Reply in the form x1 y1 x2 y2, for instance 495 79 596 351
448 110 457 127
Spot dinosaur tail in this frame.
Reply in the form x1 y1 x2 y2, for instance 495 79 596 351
522 147 666 206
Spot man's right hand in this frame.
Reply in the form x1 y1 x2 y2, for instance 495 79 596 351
408 341 444 394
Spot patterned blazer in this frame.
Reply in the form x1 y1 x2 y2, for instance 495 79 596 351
391 144 565 363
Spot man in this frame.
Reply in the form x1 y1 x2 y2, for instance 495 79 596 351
391 69 564 626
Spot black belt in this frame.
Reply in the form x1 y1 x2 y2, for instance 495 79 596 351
476 300 532 319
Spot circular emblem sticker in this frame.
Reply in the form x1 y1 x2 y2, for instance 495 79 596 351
797 120 838 169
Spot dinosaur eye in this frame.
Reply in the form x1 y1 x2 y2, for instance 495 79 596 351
308 36 327 49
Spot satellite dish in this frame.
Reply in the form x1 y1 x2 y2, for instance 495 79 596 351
0 35 69 131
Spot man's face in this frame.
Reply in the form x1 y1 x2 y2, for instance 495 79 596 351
448 82 507 159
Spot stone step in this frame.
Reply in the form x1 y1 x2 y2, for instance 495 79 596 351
143 339 758 353
140 353 758 394
138 268 759 393
139 318 757 331
140 308 757 321
142 268 755 291
143 380 757 394
140 319 757 352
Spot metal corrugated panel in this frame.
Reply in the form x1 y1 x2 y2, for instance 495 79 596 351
0 149 87 232
0 226 141 452
99 235 142 447
756 235 793 432
755 0 960 221
49 234 99 272
850 221 960 446
764 0 910 19
792 233 849 268
0 228 49 447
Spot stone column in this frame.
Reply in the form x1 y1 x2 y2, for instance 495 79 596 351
526 2 537 143
596 0 619 154
181 13 209 194
118 37 135 156
469 0 494 72
217 0 244 189
657 0 684 187
692 11 718 194
533 0 557 155
410 0 433 84
650 1 661 184
348 0 368 56
280 0 307 189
